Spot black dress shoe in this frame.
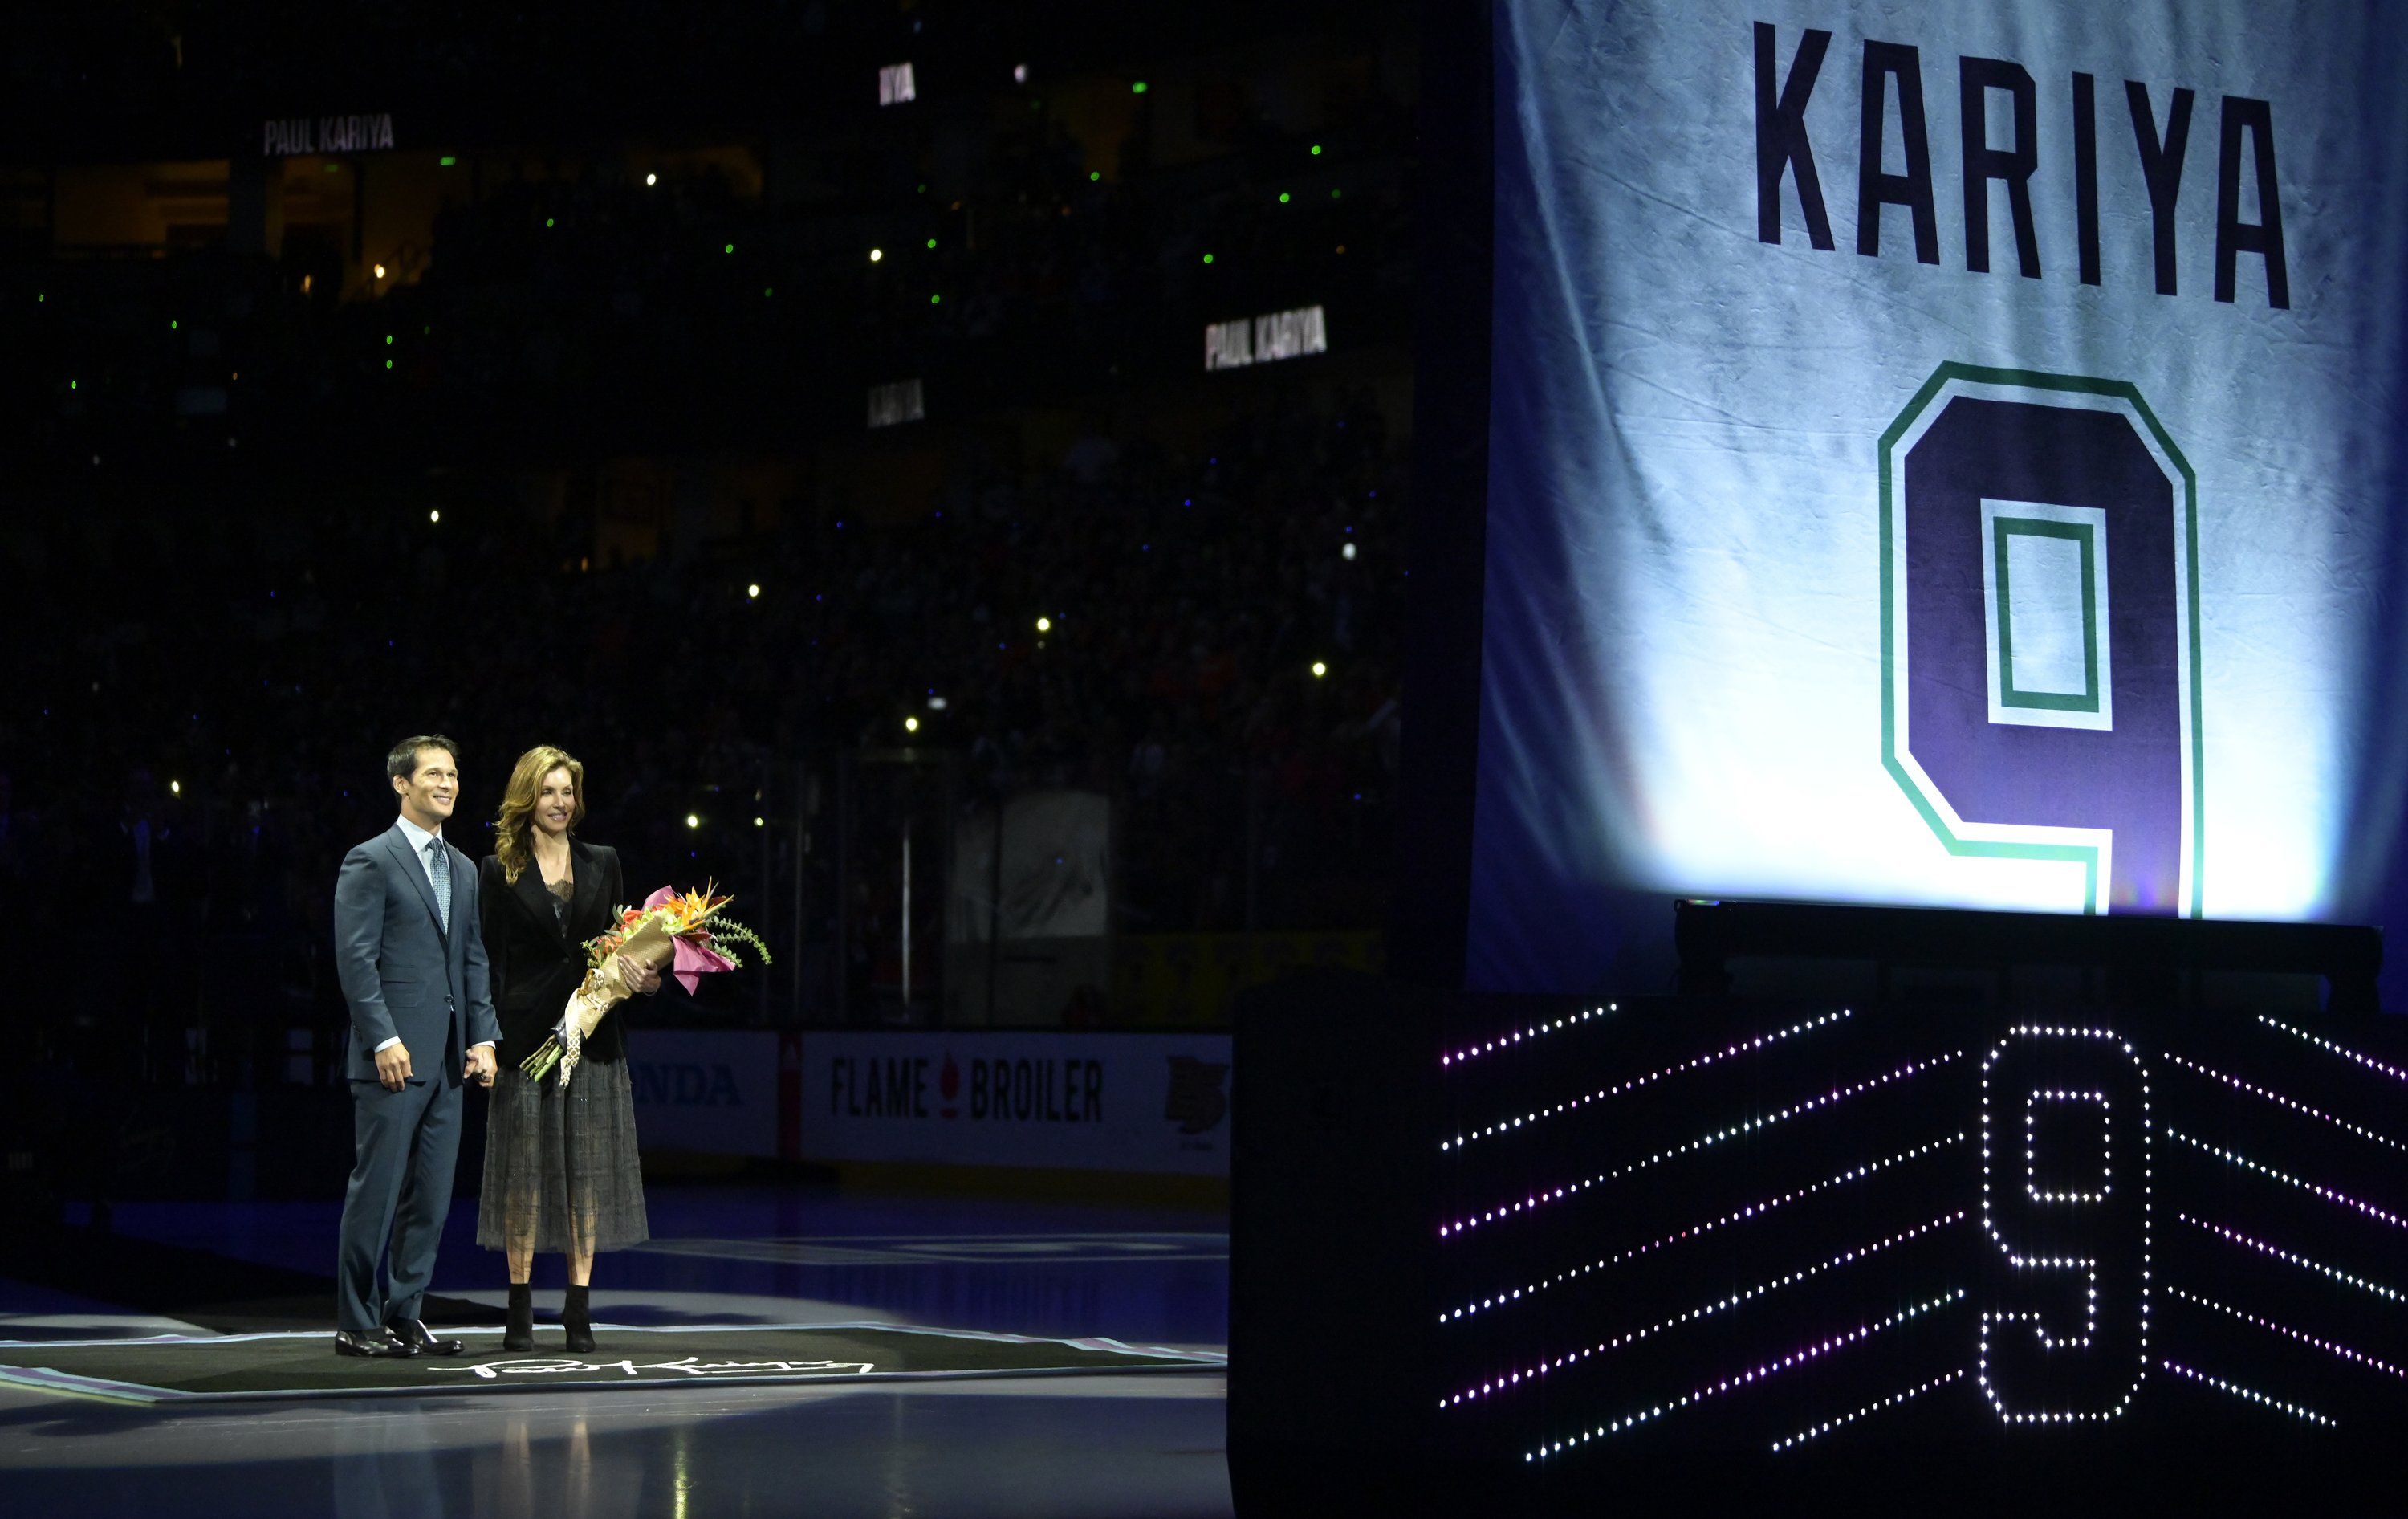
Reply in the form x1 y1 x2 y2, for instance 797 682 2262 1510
386 1318 466 1356
333 1327 417 1358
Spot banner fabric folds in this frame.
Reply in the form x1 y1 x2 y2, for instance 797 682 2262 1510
1470 0 2408 994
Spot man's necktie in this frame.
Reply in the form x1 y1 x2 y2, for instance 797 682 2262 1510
425 840 451 934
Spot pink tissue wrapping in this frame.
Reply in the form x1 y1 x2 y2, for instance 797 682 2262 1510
669 935 734 994
641 886 738 993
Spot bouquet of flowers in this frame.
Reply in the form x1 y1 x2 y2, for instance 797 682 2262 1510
518 882 771 1086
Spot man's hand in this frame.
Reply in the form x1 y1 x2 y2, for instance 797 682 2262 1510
465 1045 497 1087
376 1040 413 1092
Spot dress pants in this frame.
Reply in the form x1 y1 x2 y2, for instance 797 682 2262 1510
336 1073 463 1334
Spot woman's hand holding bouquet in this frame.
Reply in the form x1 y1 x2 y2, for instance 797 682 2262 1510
519 883 770 1086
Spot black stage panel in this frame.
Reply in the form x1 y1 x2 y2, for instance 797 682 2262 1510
1232 911 2406 1516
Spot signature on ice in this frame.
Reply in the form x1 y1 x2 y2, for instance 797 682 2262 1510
438 1356 877 1381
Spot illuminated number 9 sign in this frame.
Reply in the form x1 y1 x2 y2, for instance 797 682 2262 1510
1978 1025 2151 1423
1881 364 2203 916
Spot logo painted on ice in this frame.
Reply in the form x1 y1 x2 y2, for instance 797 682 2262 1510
1881 363 2202 916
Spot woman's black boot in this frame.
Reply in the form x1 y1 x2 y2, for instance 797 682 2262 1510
563 1284 595 1354
504 1283 535 1352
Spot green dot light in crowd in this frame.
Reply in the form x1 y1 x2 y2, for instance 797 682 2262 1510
1279 193 1291 203
1132 81 1148 93
1312 145 1323 155
926 238 937 248
439 156 457 167
1202 253 1214 264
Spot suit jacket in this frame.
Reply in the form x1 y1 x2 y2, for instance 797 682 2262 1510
332 821 502 1084
478 837 630 1063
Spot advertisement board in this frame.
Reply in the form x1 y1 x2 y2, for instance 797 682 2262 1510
799 1032 1232 1176
626 1030 783 1158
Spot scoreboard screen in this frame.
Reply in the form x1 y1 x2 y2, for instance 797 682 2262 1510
1431 998 2406 1506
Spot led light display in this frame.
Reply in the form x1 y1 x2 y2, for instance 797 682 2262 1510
1438 1134 1964 1323
1434 998 2408 1489
2179 1214 2404 1305
1444 1009 1849 1150
2162 1053 2406 1155
2164 1287 2405 1381
1769 1367 1967 1452
1438 1050 1957 1237
1977 1029 2148 1423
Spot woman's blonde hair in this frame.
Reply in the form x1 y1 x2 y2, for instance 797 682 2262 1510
493 745 587 883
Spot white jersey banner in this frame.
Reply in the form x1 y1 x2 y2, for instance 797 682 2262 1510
1469 0 2408 992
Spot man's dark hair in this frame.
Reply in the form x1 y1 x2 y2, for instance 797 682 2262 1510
387 735 461 783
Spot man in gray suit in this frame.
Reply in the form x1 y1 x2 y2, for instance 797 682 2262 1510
330 735 501 1357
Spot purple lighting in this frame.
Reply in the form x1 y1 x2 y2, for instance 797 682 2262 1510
2180 1213 2405 1303
1438 1052 1960 1237
1442 1009 1852 1151
2170 1128 2408 1231
1440 1003 1619 1067
1438 1134 1966 1322
2163 1052 2405 1155
2259 1015 2408 1085
1770 1368 1968 1452
1440 1212 1965 1409
2166 1286 2406 1380
1523 1289 1967 1462
2158 1358 2336 1427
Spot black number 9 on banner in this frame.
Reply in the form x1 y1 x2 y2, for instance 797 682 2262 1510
1979 1024 2151 1423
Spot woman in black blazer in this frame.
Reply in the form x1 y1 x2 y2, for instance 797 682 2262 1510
477 744 657 1352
